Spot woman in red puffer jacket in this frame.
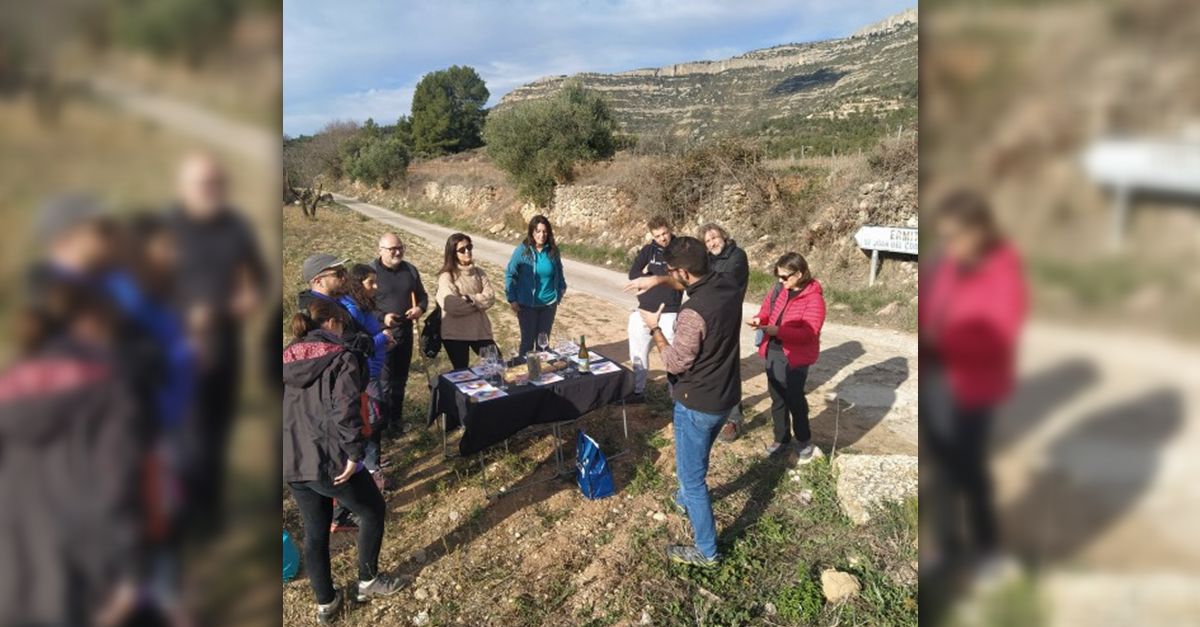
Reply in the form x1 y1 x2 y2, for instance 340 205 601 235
749 252 826 463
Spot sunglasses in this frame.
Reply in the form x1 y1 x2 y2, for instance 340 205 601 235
456 244 474 253
777 271 796 281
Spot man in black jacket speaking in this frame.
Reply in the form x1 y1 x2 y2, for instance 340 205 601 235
638 236 743 567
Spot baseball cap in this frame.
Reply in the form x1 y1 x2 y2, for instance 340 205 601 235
301 253 349 284
34 193 107 242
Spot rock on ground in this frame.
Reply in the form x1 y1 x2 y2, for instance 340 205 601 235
821 569 862 603
833 454 917 525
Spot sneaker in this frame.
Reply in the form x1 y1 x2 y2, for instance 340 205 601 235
356 573 407 602
766 441 788 456
717 422 739 443
317 589 343 624
795 442 824 465
666 545 718 568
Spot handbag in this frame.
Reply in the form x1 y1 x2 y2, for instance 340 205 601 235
420 306 443 359
576 430 615 500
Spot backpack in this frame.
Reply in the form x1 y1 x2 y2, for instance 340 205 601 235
576 430 615 500
420 306 443 359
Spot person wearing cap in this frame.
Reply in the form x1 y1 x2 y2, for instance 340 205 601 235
297 253 375 532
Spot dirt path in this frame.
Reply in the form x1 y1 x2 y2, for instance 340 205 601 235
333 192 918 456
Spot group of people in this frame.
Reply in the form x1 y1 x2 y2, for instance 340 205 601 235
0 154 266 627
282 212 831 620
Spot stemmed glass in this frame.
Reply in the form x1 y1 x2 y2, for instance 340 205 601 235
537 332 550 355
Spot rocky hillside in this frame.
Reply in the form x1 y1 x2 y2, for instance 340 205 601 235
497 10 917 141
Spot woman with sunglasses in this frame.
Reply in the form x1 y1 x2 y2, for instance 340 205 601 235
748 252 826 464
436 233 498 369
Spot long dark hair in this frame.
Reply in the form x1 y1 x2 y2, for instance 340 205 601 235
289 299 348 341
522 214 558 259
935 188 1000 249
775 252 813 289
440 233 473 281
345 263 377 311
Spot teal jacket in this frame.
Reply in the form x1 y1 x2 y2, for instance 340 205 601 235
505 243 567 307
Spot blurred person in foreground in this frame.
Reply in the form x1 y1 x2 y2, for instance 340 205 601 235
919 190 1027 593
0 197 160 626
166 153 266 541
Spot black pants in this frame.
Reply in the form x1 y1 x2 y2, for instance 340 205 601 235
920 365 998 556
443 339 497 370
182 328 241 539
765 342 811 445
516 304 557 355
288 471 386 605
380 328 414 428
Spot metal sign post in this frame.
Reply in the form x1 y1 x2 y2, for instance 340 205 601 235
853 225 918 286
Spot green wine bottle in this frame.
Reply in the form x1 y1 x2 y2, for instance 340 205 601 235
577 335 590 373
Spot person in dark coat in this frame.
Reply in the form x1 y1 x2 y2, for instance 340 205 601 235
700 223 750 442
0 277 143 627
283 299 404 624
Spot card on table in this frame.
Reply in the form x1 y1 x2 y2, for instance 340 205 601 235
443 370 479 383
530 372 565 386
589 361 621 375
456 380 496 394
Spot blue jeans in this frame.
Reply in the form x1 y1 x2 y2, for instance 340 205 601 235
672 401 728 560
516 303 558 355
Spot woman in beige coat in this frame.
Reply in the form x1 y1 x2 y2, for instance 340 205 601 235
436 233 498 369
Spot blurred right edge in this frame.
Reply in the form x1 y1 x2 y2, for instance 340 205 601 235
919 0 1200 625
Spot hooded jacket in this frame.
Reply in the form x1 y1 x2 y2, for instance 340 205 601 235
282 329 366 483
0 338 141 626
296 289 375 358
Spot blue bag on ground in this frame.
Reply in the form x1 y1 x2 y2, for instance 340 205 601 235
576 430 615 499
283 529 300 582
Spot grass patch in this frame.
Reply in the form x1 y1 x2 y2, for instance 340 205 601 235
627 458 665 496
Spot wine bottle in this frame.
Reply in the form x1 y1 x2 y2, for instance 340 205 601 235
577 335 590 373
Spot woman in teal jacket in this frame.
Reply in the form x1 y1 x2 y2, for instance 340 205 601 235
506 215 567 354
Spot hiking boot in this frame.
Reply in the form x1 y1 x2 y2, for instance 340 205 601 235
666 545 718 568
356 573 407 602
717 422 739 443
795 442 824 465
317 589 343 624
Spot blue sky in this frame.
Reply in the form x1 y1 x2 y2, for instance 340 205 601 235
284 0 914 137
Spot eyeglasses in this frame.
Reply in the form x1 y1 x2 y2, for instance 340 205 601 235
456 244 474 254
380 245 404 253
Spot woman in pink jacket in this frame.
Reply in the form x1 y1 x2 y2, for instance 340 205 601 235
920 189 1026 575
749 252 826 463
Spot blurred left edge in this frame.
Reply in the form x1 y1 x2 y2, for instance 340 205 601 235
0 1 282 627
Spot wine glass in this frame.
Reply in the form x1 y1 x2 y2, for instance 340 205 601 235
537 332 549 355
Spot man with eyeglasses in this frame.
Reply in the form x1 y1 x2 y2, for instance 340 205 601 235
370 233 428 434
297 254 375 357
637 236 743 567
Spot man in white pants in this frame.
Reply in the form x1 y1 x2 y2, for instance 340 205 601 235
625 216 682 402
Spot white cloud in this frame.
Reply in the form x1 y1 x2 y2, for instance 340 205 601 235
283 0 914 135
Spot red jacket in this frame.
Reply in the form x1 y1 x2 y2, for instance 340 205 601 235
920 243 1027 410
756 279 826 367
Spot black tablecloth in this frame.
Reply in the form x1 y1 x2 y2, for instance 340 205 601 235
428 362 634 456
